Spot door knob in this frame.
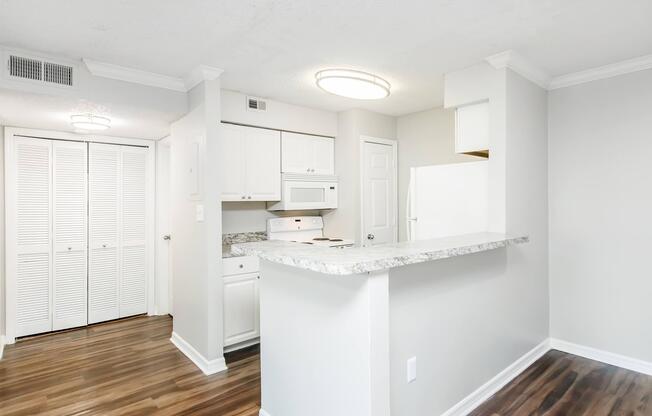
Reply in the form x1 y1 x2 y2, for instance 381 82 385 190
367 234 375 240
163 235 171 241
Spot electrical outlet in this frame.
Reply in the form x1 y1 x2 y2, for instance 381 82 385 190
407 357 416 383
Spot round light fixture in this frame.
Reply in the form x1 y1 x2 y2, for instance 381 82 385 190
315 69 390 100
70 113 111 131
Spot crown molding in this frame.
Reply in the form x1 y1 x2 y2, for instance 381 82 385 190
83 58 187 92
83 59 223 92
184 65 224 91
548 53 652 90
485 50 551 89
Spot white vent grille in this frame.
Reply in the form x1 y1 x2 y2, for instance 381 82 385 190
9 55 42 81
44 62 73 86
247 96 267 111
7 54 74 87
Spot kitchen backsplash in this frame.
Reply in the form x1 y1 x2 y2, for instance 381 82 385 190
222 231 267 246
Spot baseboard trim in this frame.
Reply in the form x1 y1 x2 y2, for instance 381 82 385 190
550 338 652 376
170 331 227 376
441 339 551 416
0 335 5 360
259 409 271 416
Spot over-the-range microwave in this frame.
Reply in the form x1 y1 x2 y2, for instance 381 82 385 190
267 173 338 211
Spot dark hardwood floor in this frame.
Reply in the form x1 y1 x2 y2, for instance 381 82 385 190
0 315 260 416
1 317 651 415
471 349 652 416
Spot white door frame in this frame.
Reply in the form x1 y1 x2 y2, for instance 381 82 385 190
155 136 172 316
359 135 398 246
4 127 156 343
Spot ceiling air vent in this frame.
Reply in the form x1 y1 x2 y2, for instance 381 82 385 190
44 61 73 86
247 96 267 111
6 54 74 87
9 55 42 81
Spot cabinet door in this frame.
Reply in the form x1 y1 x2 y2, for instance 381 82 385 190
220 124 246 201
119 146 148 318
13 138 53 337
455 102 489 154
88 144 120 324
223 273 260 346
311 136 334 175
245 128 281 201
281 132 310 174
52 141 88 331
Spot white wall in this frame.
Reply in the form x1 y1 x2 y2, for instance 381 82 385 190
396 108 476 241
323 109 396 242
221 89 337 137
389 69 549 415
549 69 652 363
169 78 225 368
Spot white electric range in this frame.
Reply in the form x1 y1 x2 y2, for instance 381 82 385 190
266 216 354 248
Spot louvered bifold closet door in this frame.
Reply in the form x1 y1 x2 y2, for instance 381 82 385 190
119 146 148 317
52 141 88 330
88 143 120 324
14 138 52 337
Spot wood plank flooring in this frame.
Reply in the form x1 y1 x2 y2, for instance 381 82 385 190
471 349 652 416
2 316 651 415
0 315 260 416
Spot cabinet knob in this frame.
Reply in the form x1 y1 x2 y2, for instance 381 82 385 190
67 247 72 251
102 244 107 248
306 168 310 172
241 196 246 199
247 195 252 199
239 264 244 268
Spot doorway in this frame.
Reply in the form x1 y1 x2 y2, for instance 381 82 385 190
360 136 397 246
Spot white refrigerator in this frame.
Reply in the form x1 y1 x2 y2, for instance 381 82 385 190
406 161 489 241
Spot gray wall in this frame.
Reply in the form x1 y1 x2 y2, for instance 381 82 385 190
396 108 476 241
323 109 396 242
389 69 549 415
170 79 224 362
549 69 652 362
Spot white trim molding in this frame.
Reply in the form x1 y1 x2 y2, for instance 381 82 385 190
550 339 652 376
548 53 652 90
83 59 223 92
83 58 187 92
170 332 227 376
184 65 224 91
441 339 551 416
486 50 551 89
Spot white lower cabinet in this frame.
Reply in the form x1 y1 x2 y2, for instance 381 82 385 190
223 256 260 349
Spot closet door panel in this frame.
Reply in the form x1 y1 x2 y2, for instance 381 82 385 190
14 138 52 337
88 143 120 324
120 147 148 317
52 141 88 330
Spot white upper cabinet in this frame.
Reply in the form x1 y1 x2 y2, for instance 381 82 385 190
220 124 281 201
281 132 334 175
455 101 489 155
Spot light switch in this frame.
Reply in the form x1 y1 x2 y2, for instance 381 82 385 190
196 204 204 222
407 357 417 383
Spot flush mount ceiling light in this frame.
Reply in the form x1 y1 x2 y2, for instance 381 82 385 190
70 113 111 130
315 69 390 100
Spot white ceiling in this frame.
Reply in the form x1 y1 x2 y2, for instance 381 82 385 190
1 0 652 116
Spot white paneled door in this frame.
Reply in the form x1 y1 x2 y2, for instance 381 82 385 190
7 133 150 338
52 141 88 331
13 138 52 337
120 147 148 317
89 144 149 323
362 139 397 246
88 143 120 324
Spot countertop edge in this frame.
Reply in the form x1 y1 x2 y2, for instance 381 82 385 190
232 234 529 276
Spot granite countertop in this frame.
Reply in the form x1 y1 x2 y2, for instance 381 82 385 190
231 232 528 275
222 231 267 258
